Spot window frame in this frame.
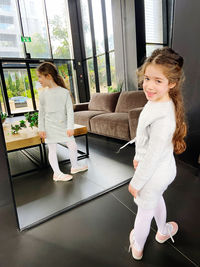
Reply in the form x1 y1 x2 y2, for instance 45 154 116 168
78 0 115 96
0 58 75 116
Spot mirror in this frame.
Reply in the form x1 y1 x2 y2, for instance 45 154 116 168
0 0 139 231
1 114 134 230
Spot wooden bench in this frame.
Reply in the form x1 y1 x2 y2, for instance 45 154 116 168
3 123 89 176
3 122 43 177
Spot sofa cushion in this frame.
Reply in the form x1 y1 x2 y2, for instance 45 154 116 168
88 92 120 112
74 110 106 131
90 113 130 141
115 91 147 113
128 107 143 140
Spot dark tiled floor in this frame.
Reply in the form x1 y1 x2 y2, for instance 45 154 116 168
1 135 199 267
10 135 134 229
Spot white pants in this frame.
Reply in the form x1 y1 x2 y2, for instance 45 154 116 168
48 140 78 174
133 196 168 251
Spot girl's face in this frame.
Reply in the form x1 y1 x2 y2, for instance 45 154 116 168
37 71 51 88
143 64 175 102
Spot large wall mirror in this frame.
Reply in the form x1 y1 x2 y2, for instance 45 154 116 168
0 0 136 231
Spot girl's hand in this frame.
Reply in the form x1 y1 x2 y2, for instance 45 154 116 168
133 159 139 169
128 184 139 198
67 129 74 137
39 131 46 139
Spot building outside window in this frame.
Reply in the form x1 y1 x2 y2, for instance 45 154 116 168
0 0 24 58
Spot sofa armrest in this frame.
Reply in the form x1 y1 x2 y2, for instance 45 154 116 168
128 107 143 139
74 102 89 112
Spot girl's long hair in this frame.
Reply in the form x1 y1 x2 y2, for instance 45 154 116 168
137 47 187 154
37 62 67 89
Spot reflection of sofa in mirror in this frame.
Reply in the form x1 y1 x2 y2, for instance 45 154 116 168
74 91 147 141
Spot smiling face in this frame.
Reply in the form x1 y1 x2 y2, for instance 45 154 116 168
143 64 175 102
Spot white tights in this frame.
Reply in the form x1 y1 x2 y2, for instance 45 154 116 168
133 196 168 251
48 140 78 174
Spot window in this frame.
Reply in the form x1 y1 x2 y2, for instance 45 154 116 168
86 59 95 95
56 61 76 103
3 67 34 114
80 0 116 96
19 0 51 58
97 55 106 93
45 0 73 59
0 0 24 58
30 66 40 109
0 15 14 24
0 34 17 47
0 77 6 113
144 0 164 56
105 0 114 51
109 51 117 89
91 0 105 55
0 0 11 12
80 0 92 58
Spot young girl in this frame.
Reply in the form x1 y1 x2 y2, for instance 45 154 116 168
128 47 187 260
37 62 88 182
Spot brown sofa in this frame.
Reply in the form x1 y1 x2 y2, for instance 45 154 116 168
74 91 147 141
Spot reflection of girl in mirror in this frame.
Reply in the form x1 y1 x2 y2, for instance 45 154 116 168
128 48 187 260
37 62 88 182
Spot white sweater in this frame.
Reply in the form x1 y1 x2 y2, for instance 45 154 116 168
38 87 74 143
130 100 177 209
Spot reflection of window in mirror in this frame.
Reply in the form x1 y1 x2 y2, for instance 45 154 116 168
144 0 164 56
0 78 6 113
3 67 34 115
80 0 116 95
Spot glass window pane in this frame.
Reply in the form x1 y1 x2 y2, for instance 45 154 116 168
144 0 163 44
105 0 114 51
91 0 105 55
80 0 93 58
0 0 24 57
87 59 96 96
45 0 73 59
109 52 117 90
30 67 39 109
0 78 6 113
56 62 76 103
97 55 107 93
146 44 163 57
4 68 34 114
19 0 51 58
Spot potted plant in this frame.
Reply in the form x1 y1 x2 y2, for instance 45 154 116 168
11 120 27 134
0 112 7 123
108 81 123 93
24 112 38 128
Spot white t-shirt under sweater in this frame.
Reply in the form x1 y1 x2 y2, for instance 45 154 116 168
130 100 176 209
38 86 74 144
